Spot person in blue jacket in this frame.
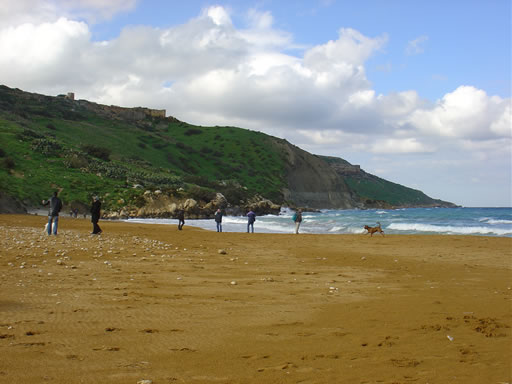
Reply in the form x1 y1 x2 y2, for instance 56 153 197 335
215 208 223 232
247 210 256 233
42 191 63 235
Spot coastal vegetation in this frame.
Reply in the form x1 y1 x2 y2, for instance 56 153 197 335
0 85 454 215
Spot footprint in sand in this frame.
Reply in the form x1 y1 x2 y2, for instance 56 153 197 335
93 346 120 351
241 354 270 360
257 362 298 372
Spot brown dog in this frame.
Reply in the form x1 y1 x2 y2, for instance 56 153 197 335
364 222 384 236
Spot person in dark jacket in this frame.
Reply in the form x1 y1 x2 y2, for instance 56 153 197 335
90 196 102 234
247 210 256 233
177 209 185 230
42 191 62 235
214 208 223 232
293 209 303 234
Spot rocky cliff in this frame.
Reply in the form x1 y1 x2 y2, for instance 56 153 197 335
273 140 361 209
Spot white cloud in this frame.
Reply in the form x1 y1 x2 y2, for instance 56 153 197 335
203 5 232 27
0 0 136 26
305 28 387 69
370 138 434 154
406 35 428 55
408 86 510 140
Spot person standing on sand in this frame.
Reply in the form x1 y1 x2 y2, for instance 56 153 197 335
42 191 62 235
293 209 303 234
247 210 256 233
90 196 102 234
215 208 223 232
177 209 185 230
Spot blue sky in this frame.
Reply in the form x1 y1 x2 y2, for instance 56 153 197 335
1 0 510 206
89 0 511 99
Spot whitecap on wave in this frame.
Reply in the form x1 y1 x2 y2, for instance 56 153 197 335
388 223 512 236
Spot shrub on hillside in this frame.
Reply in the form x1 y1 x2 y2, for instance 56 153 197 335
0 148 5 157
184 128 203 136
64 154 89 169
16 128 44 141
188 185 216 203
219 181 249 204
81 144 111 161
133 194 146 208
31 138 61 156
151 141 167 149
87 159 127 179
184 175 217 189
3 157 15 169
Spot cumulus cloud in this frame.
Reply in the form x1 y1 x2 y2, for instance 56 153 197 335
407 86 511 140
0 0 136 26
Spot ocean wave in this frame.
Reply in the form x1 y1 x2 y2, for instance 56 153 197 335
486 219 512 225
348 226 366 234
123 209 512 237
388 223 512 236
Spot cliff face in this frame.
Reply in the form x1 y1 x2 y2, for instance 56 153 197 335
273 140 360 209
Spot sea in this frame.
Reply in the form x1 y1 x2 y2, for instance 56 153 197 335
125 207 512 237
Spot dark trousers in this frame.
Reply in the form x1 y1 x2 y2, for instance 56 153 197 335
92 220 102 234
178 219 184 230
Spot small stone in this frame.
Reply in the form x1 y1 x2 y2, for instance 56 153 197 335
230 281 237 285
137 379 153 384
218 249 227 255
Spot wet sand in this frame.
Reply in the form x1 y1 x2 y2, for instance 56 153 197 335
0 214 510 384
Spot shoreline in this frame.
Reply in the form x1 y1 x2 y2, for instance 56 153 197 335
26 208 512 237
0 214 510 383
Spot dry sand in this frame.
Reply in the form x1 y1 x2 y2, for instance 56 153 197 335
0 214 510 384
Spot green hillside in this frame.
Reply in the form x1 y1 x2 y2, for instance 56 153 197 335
320 155 451 207
0 85 455 212
0 86 288 210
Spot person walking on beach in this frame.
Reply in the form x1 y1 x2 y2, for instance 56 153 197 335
247 210 256 233
293 209 303 234
42 191 63 235
177 209 185 230
214 208 223 232
90 196 102 234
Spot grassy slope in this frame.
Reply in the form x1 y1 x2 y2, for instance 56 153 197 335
0 87 286 209
0 86 452 210
319 155 445 206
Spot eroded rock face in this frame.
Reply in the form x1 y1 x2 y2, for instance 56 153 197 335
244 195 281 216
273 140 360 209
0 192 27 214
103 191 280 219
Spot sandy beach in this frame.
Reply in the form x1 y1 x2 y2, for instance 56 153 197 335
0 214 510 384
